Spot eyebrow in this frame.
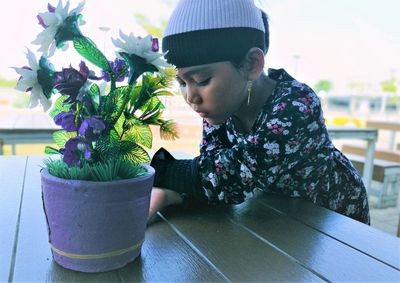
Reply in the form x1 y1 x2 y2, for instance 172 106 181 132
177 66 213 79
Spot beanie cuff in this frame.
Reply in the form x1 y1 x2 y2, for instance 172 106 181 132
162 27 265 68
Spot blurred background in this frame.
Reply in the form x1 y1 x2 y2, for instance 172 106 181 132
0 0 399 234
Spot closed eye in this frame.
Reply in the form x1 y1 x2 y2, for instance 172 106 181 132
196 78 211 86
176 77 186 87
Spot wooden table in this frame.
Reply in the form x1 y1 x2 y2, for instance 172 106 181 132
1 156 399 282
328 127 378 192
366 120 400 151
0 109 59 155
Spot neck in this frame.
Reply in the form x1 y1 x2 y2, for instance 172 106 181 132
233 73 276 133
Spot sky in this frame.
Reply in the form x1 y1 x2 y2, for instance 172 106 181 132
1 0 399 94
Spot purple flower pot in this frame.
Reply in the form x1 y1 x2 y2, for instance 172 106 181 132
41 165 155 273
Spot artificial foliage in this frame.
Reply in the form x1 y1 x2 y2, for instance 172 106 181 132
14 0 178 181
44 158 147 181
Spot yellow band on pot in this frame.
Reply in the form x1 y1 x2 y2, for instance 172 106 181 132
49 239 144 260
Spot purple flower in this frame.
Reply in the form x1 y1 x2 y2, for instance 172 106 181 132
63 136 91 166
54 111 76 132
54 61 89 103
79 117 106 141
100 58 128 82
151 38 159 52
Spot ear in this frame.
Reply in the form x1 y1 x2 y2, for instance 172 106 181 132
244 47 265 81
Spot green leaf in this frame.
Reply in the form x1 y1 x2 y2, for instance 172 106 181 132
154 90 174 96
87 83 100 113
128 84 142 110
94 129 120 160
123 143 150 164
140 96 164 113
52 130 76 148
44 146 60 155
73 36 111 72
103 86 131 124
160 120 179 140
49 95 70 119
114 112 125 137
124 118 152 148
135 88 153 111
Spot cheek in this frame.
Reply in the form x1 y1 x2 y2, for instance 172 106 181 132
211 81 244 109
180 89 190 104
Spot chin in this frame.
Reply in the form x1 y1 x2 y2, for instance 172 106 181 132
205 117 228 125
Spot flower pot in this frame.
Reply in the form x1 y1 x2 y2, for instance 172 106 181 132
41 165 155 273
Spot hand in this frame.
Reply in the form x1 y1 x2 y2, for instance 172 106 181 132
148 187 183 221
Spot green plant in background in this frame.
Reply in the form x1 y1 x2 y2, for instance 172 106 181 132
0 77 18 88
380 78 398 106
380 78 397 93
314 79 333 94
13 0 178 181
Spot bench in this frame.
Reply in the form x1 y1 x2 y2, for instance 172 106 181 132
342 144 400 208
328 127 378 192
0 129 58 155
0 109 59 155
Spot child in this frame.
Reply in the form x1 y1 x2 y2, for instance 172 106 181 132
149 0 370 224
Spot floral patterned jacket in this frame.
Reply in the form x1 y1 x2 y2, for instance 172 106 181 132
198 68 369 224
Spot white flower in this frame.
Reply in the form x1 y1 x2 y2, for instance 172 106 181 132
32 0 85 57
112 30 170 72
12 49 52 111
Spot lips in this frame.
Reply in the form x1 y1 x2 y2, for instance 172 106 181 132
191 104 209 118
197 112 207 118
193 109 208 118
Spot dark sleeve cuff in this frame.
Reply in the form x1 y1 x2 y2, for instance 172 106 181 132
150 148 205 201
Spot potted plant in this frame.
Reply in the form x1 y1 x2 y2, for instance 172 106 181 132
13 0 177 272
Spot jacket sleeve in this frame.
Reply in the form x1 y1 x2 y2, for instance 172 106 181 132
198 86 328 205
150 147 207 201
149 122 231 200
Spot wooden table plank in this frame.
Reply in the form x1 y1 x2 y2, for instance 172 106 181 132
4 155 400 282
258 193 400 270
0 156 27 283
11 156 225 282
11 156 120 282
228 197 400 281
161 206 324 282
118 219 226 282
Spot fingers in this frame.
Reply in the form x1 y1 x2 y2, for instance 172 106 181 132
148 188 166 220
147 188 184 224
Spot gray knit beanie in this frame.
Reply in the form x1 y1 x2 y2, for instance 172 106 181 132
162 0 268 68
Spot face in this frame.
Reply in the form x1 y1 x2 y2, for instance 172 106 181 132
176 62 247 125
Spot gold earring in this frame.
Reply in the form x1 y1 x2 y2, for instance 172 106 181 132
247 80 253 106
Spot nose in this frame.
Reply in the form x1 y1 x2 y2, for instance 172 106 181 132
184 85 202 105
